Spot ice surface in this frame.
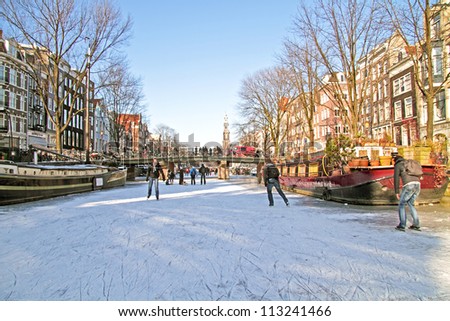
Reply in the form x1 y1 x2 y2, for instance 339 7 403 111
1 176 450 300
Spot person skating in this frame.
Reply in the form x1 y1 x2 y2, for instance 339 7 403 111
146 159 165 200
166 169 175 185
393 153 421 231
263 162 289 207
199 164 207 185
190 166 197 185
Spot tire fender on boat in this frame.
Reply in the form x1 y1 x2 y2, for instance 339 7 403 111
92 176 104 190
322 188 331 201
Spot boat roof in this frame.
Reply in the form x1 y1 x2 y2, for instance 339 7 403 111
14 163 108 170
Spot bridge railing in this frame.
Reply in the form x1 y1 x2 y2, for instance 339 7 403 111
121 155 266 166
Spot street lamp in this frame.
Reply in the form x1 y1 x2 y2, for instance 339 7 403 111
84 40 91 164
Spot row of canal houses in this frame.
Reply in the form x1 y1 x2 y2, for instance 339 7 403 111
2 2 450 163
0 29 152 161
281 5 449 161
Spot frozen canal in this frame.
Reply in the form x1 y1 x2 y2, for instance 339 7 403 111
1 176 450 300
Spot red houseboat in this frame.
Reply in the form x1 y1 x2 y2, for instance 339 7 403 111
278 147 449 206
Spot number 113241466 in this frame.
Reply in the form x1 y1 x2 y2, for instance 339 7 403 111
260 305 332 317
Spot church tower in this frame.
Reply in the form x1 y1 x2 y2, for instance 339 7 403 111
222 114 230 154
219 114 230 180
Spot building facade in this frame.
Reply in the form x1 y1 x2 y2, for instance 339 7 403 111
0 32 33 160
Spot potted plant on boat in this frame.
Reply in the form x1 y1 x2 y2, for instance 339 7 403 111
400 138 438 165
324 134 355 175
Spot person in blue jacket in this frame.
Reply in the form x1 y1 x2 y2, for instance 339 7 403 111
189 166 197 185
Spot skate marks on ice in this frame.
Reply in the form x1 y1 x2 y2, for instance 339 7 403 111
1 178 450 300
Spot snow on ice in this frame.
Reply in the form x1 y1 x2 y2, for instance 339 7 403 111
1 176 450 301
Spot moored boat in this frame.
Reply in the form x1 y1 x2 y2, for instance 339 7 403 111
0 160 127 205
279 163 448 205
278 144 449 205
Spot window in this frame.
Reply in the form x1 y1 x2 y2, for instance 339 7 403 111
405 97 413 117
15 94 21 111
393 73 411 96
394 101 402 121
403 74 411 92
16 72 22 88
434 90 446 121
432 14 441 38
0 112 8 131
379 106 384 123
433 47 443 76
0 88 4 107
394 79 400 96
9 69 16 86
422 104 427 124
3 90 9 107
15 116 21 134
385 104 391 121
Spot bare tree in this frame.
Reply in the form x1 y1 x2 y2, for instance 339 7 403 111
0 0 132 153
281 39 322 149
154 124 176 158
237 66 299 158
384 0 450 140
293 0 387 139
96 61 145 154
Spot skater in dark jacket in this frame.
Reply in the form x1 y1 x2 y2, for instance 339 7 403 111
263 163 289 207
178 167 185 185
146 159 165 200
393 153 421 231
199 164 207 185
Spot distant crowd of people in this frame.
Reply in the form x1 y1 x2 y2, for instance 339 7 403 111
145 159 217 200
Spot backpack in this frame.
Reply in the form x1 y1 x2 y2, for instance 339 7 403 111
404 159 423 177
267 165 279 179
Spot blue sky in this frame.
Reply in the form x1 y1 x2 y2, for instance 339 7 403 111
117 0 301 146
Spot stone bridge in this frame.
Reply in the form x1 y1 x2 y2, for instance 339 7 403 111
120 155 265 180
